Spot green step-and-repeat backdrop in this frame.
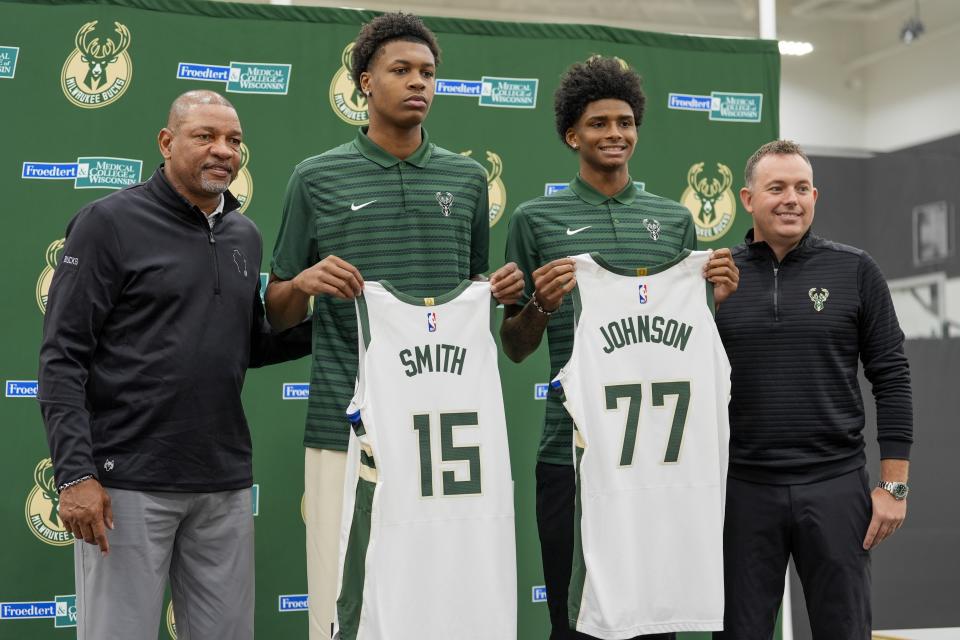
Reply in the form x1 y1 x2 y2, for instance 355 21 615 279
0 0 779 637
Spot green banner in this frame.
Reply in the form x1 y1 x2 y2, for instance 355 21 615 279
0 1 779 637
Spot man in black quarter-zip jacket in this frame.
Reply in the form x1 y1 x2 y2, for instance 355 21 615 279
38 90 311 640
714 140 913 640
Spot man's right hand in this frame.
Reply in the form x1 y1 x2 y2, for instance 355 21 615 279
292 255 364 299
532 258 577 312
59 478 113 555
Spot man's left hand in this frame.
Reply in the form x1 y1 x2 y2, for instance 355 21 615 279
489 262 525 306
862 488 907 550
704 248 739 305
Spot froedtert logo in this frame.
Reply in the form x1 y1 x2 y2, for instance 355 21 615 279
175 62 230 82
23 158 142 190
0 46 19 79
278 594 309 612
436 76 538 109
177 61 291 95
479 76 538 109
0 598 79 629
667 91 763 123
61 21 132 108
6 380 38 398
534 384 549 400
282 383 310 400
532 586 548 602
435 79 483 97
667 93 712 111
0 601 57 620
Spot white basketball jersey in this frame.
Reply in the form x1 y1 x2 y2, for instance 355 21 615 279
334 280 517 640
555 251 731 638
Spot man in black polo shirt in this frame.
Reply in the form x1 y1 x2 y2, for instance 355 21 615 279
38 90 311 640
714 140 914 639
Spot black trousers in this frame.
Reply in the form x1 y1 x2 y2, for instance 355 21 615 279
715 468 873 640
535 461 675 640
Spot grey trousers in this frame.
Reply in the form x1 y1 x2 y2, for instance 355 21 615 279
75 487 254 640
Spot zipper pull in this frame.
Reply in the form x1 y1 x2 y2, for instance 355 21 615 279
208 231 216 245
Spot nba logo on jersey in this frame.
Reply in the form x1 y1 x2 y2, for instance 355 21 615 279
638 283 649 304
427 311 438 332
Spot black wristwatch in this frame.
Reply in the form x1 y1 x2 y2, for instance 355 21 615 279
877 481 909 500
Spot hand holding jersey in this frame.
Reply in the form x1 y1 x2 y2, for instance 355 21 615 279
488 261 526 306
554 251 730 638
335 280 516 640
702 248 739 304
292 255 365 300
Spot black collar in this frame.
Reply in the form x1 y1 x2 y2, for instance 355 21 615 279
743 228 816 261
145 165 242 225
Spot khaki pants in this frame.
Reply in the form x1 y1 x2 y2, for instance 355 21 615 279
305 447 347 640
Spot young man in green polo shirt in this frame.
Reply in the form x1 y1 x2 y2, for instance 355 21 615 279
501 56 739 640
265 13 523 640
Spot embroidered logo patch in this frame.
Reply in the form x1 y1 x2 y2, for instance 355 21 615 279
435 191 454 217
808 288 829 312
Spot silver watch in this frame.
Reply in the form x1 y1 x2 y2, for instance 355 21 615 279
877 481 909 500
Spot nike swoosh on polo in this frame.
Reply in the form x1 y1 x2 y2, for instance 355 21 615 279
566 226 592 235
350 200 377 211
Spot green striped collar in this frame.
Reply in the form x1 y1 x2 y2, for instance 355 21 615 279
354 127 433 168
569 174 638 206
591 249 691 276
376 278 474 306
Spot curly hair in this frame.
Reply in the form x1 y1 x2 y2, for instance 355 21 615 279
553 56 646 146
744 139 812 187
350 13 441 91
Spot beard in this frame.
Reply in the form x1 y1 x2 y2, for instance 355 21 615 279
200 174 232 195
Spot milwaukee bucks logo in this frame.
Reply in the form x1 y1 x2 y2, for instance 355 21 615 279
329 42 368 125
643 218 661 241
228 142 253 213
25 458 73 546
680 161 737 242
808 288 829 312
461 150 508 227
166 601 177 638
36 238 65 314
61 20 132 108
436 191 454 217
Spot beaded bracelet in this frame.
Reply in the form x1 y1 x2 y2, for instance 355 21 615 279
57 474 95 494
531 293 557 316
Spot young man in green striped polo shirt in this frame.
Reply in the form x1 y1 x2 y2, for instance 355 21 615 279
265 13 523 640
501 56 739 640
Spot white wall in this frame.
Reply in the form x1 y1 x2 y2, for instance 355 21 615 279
778 20 868 153
780 2 960 154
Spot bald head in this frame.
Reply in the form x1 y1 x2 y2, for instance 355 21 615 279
167 90 236 132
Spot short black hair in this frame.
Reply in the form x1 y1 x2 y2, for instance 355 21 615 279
351 13 441 91
554 56 646 145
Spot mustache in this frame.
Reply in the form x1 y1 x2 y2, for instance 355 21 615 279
202 162 233 174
